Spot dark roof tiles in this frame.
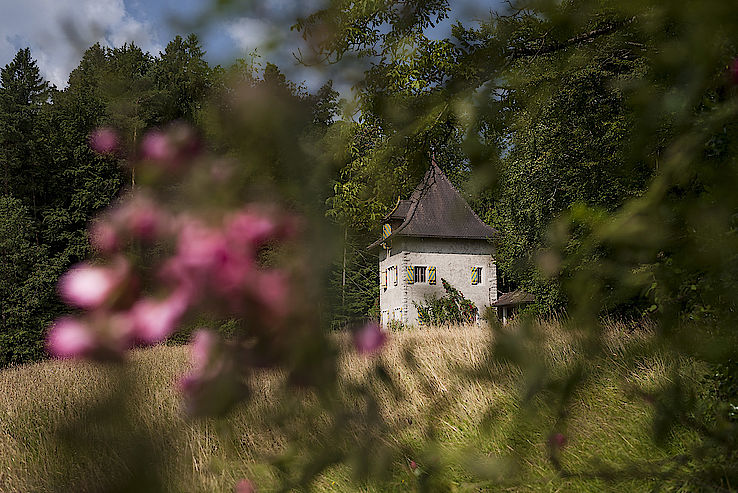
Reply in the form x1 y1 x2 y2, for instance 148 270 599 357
491 290 536 307
369 160 497 249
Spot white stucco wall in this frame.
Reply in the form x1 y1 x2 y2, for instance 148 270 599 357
379 237 497 327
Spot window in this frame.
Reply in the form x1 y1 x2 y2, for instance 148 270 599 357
381 269 387 289
414 266 426 283
386 266 398 288
471 266 482 285
392 266 398 286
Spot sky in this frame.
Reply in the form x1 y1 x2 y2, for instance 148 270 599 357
0 0 501 92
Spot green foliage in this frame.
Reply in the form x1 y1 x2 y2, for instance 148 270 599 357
0 196 64 365
297 0 738 487
155 34 211 124
414 278 477 325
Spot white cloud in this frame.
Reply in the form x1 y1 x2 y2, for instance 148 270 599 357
225 17 277 55
0 0 161 88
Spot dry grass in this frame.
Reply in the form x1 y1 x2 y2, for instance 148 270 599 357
0 320 702 492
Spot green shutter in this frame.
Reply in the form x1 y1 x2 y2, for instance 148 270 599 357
406 265 414 284
428 266 436 285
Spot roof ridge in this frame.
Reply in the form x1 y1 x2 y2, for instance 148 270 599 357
367 158 497 250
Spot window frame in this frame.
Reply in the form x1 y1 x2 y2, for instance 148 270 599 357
413 265 427 284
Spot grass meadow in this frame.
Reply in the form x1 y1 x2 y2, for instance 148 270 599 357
0 320 706 492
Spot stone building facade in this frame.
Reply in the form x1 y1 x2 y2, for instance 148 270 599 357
369 160 498 327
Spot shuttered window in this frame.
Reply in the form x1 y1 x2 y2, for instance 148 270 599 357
381 269 387 289
414 266 426 283
471 267 482 285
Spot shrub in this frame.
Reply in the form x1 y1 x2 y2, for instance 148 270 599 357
414 278 477 325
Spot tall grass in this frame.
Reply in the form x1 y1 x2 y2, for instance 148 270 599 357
0 320 704 492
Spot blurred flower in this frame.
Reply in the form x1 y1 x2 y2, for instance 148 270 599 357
162 218 230 295
140 124 200 170
168 122 201 156
113 195 164 241
548 432 567 450
253 270 289 318
141 130 174 162
235 478 256 493
88 127 118 154
226 210 276 250
89 221 119 254
191 329 217 372
46 317 96 358
353 322 387 355
177 332 216 390
130 290 190 344
58 260 129 310
409 460 417 471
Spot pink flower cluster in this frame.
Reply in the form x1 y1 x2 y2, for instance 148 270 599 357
140 124 201 171
47 195 295 361
353 322 387 355
89 127 119 154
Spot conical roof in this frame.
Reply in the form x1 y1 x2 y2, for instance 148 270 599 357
369 160 497 249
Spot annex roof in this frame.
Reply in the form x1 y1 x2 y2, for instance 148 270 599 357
369 159 497 249
491 290 536 307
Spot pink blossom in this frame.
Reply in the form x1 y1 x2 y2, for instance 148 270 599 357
141 130 174 162
177 373 200 395
353 322 387 355
46 317 96 358
58 261 128 310
168 122 201 156
112 196 164 241
254 270 288 316
548 432 567 450
163 217 256 299
88 127 118 154
409 460 418 471
130 290 190 344
235 478 256 493
214 251 255 297
90 221 119 254
226 210 276 249
191 329 217 372
175 218 228 270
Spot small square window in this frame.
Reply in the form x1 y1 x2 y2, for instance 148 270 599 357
414 266 426 283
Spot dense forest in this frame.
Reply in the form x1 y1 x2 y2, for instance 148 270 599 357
0 35 341 365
